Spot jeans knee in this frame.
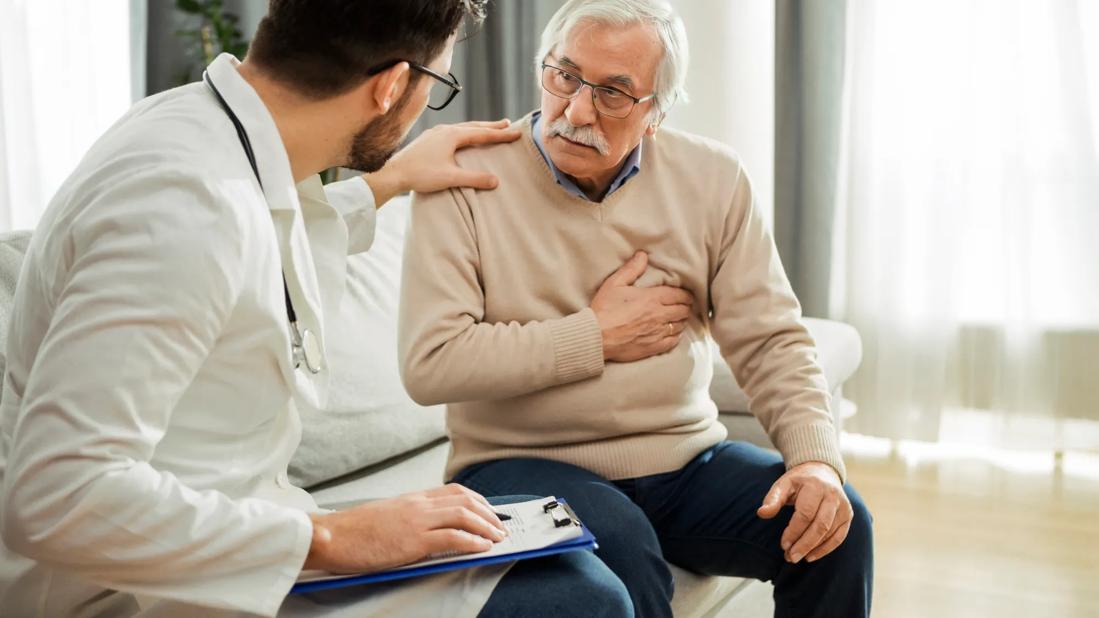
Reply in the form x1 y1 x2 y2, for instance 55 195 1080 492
580 495 673 613
593 503 668 573
842 486 874 568
570 556 635 618
481 551 633 618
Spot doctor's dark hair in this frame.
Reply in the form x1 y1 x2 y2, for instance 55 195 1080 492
248 0 486 99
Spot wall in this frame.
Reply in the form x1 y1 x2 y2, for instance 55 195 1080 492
664 0 775 224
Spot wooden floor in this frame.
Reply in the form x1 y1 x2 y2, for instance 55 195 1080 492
842 436 1099 617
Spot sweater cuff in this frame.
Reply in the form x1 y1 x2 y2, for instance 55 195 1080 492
547 308 605 384
774 423 848 484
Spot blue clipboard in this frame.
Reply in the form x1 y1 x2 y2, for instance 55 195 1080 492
291 499 597 594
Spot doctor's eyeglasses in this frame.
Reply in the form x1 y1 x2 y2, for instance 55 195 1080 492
366 60 462 111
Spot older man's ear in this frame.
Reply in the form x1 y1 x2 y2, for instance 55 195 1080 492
646 112 667 138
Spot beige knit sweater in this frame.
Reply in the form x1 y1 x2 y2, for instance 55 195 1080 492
399 113 845 483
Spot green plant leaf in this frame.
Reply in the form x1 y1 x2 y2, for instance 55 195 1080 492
176 0 202 13
172 0 251 85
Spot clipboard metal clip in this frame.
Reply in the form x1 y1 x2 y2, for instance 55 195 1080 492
542 499 581 528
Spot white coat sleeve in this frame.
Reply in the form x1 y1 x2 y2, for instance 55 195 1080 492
323 176 377 255
0 169 312 617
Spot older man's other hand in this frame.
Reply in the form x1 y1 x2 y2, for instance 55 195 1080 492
591 251 694 362
757 461 852 564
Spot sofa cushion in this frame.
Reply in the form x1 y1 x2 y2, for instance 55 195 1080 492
289 196 446 488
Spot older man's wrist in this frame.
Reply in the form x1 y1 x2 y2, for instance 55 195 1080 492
775 423 847 484
548 308 605 384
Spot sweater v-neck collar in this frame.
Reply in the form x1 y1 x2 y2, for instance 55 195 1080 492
517 112 644 221
530 112 642 202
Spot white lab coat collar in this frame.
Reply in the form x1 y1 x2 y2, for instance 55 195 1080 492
205 53 333 406
205 53 298 213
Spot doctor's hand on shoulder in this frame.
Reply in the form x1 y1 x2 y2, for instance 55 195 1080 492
303 484 508 573
363 119 521 207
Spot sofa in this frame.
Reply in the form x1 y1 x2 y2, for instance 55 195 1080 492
0 194 862 617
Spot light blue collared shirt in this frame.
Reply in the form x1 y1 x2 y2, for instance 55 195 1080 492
531 112 642 201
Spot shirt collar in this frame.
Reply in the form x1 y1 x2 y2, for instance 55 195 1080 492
531 111 642 202
205 53 300 213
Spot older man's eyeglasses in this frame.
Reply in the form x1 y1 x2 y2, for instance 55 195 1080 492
540 63 655 119
366 60 463 111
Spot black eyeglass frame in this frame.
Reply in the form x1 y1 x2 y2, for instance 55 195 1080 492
540 62 656 119
366 59 462 111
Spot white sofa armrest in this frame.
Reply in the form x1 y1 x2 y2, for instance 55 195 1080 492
708 317 863 414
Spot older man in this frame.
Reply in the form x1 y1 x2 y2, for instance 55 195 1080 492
399 0 873 616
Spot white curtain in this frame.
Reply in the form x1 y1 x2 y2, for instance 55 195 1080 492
0 0 137 232
837 0 1099 450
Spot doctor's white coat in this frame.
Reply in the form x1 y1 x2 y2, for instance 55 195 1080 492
0 54 504 617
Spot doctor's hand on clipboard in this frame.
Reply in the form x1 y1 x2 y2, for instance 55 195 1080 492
302 484 509 575
363 119 521 208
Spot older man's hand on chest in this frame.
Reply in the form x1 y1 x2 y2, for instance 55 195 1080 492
756 460 853 564
590 250 696 363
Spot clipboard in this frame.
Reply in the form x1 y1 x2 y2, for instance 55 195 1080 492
291 497 597 594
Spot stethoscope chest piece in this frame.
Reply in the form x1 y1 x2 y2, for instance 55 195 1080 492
291 323 323 375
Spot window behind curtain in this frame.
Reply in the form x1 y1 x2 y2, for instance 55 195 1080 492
0 0 135 232
838 0 1099 448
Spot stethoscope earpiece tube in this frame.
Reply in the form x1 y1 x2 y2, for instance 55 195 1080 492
203 71 322 375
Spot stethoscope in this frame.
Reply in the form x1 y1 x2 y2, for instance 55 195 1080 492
203 71 323 375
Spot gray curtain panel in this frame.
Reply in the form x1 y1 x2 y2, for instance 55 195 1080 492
463 1 541 120
773 0 847 318
410 0 566 134
130 0 148 102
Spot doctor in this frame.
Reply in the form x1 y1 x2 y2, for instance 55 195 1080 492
0 0 631 616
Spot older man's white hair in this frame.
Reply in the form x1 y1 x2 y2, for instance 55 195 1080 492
535 0 690 122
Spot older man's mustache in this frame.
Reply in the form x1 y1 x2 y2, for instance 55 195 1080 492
547 116 610 156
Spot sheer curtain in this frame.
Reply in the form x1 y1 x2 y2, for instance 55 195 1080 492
836 0 1099 449
0 0 138 232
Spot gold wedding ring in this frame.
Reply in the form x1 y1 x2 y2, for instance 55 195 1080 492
667 322 674 335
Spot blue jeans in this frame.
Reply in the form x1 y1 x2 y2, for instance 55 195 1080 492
480 495 634 617
461 442 873 618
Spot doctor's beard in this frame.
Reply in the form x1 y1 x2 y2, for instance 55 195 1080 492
345 89 414 173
